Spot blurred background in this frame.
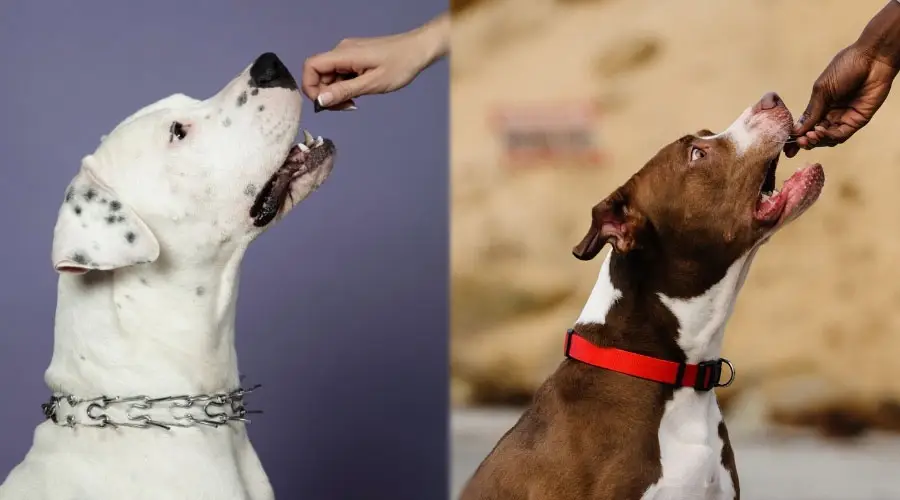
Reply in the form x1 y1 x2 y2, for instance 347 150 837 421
449 0 900 498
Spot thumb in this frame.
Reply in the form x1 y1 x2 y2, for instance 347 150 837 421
795 87 828 136
316 72 378 108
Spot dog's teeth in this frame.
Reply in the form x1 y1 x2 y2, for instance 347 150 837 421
315 136 324 146
298 143 310 153
303 130 315 146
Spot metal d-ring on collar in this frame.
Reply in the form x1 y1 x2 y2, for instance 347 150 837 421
715 358 737 388
40 384 263 430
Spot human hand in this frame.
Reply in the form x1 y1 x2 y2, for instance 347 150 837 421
785 44 898 157
786 1 900 157
302 14 449 112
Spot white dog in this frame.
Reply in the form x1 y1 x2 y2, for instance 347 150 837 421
0 52 335 500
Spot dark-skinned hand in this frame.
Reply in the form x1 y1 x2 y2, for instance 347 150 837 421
786 1 900 157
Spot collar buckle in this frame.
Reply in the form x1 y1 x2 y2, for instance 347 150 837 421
693 358 736 391
693 360 722 391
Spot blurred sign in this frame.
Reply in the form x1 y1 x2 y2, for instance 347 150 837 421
490 100 605 168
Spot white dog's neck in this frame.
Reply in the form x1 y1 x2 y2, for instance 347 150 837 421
575 249 757 363
45 244 248 398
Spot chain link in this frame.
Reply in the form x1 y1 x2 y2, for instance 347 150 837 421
41 384 263 430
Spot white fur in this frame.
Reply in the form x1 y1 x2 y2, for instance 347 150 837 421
574 104 792 499
0 58 333 500
641 251 758 500
575 251 621 325
702 104 789 157
575 251 743 500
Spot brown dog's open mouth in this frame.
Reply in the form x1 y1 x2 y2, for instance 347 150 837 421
250 130 336 227
754 151 825 228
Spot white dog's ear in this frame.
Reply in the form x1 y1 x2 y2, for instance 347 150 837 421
51 164 160 274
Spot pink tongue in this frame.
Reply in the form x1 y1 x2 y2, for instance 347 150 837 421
756 194 782 219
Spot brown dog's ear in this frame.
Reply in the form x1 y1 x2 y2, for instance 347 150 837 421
572 189 644 260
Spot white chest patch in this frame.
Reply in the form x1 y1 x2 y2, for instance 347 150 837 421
656 252 752 364
640 389 735 500
641 251 758 500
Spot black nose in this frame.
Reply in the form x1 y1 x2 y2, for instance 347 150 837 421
249 52 297 90
757 92 783 110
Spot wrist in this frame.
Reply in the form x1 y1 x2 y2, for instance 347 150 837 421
411 13 450 69
856 0 900 69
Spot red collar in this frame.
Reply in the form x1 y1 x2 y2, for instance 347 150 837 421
563 330 735 392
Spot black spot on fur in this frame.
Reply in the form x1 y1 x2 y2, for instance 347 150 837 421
79 355 86 361
105 215 117 224
100 198 107 204
84 189 97 201
258 105 265 112
195 286 206 296
244 184 258 196
109 200 122 211
223 117 232 127
74 206 82 215
140 277 148 285
125 231 136 243
251 89 259 96
72 253 88 265
116 215 125 223
65 188 74 202
237 91 248 107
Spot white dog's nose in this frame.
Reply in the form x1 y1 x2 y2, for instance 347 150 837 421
249 52 297 91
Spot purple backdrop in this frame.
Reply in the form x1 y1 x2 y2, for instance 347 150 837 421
0 1 448 499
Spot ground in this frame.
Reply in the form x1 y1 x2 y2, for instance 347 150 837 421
451 408 900 500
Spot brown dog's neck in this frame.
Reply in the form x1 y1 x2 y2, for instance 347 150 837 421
572 251 685 363
572 246 756 367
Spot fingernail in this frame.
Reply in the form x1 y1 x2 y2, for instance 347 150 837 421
317 92 333 107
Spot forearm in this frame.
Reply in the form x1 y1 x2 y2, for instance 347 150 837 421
412 12 450 68
857 0 900 69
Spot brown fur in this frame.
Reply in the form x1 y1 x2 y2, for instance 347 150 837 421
460 114 787 499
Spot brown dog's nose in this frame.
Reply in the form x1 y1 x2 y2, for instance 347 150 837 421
756 92 783 111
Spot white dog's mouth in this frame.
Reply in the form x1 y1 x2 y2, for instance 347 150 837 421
250 131 335 227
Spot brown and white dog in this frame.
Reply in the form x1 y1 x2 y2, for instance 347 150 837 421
460 92 824 500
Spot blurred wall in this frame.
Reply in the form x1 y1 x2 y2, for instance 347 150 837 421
450 0 900 437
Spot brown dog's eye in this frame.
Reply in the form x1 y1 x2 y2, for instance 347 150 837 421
169 121 188 142
690 146 706 162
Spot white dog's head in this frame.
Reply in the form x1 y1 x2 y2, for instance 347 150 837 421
51 52 335 274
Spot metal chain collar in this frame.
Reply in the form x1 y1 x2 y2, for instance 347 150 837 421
40 384 262 430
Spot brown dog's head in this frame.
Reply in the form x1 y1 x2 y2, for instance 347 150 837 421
573 92 824 288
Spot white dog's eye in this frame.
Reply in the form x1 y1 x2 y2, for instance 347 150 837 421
169 121 188 142
690 146 706 162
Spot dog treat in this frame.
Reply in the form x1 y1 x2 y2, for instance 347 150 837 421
314 72 360 113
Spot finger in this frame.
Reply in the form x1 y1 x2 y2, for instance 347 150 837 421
803 130 821 148
821 122 859 145
316 71 379 108
301 50 366 101
319 73 337 86
794 87 828 136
